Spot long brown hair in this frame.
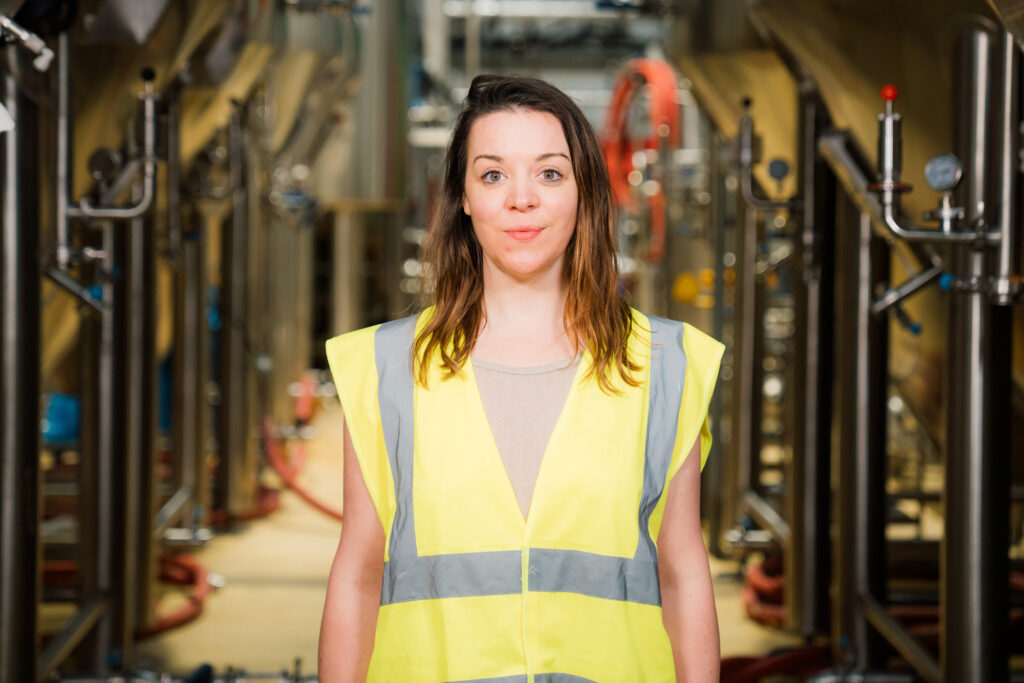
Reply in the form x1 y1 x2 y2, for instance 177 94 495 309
415 74 639 391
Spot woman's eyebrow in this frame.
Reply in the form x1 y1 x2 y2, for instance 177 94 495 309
471 152 570 164
536 152 570 162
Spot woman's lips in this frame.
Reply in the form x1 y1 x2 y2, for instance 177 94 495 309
506 227 543 241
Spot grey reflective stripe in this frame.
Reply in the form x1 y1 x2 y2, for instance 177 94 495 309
372 313 688 608
635 316 687 569
528 548 660 605
382 550 521 604
374 315 419 565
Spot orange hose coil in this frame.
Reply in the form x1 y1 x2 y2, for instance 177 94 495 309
600 58 680 262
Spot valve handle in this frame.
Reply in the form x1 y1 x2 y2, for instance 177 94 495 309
881 84 899 102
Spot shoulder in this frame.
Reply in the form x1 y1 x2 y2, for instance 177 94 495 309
325 312 423 359
628 308 724 362
325 313 426 388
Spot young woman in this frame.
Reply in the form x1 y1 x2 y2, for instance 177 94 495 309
319 75 724 682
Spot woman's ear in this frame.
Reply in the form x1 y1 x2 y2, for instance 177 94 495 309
462 195 471 216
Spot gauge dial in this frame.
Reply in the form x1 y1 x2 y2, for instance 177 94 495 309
924 154 963 192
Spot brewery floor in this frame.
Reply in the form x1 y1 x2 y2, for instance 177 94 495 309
134 400 800 677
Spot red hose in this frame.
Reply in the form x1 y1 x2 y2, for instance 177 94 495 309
261 417 343 522
210 373 316 524
601 58 680 262
136 554 212 640
210 486 281 525
295 372 317 424
721 645 832 683
743 582 786 628
745 558 784 602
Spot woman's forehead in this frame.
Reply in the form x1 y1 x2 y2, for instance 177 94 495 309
466 110 570 161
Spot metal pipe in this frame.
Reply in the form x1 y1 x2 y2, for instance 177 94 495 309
173 206 209 527
831 202 888 669
56 32 71 269
880 198 995 244
859 595 941 683
870 262 944 315
167 80 183 258
784 81 833 638
1 50 41 683
0 14 53 71
37 592 109 679
992 30 1021 306
818 132 947 281
741 490 791 547
127 170 157 638
737 110 800 212
66 73 158 221
87 216 133 670
219 107 256 518
705 130 726 557
943 26 1013 683
46 266 105 312
153 485 193 537
727 204 763 518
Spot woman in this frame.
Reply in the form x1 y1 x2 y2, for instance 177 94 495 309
319 75 723 682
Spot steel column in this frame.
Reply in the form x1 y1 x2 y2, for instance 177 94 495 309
219 109 257 517
705 132 727 556
832 199 888 670
80 217 132 671
1 50 41 683
784 81 834 637
173 206 210 527
127 176 157 639
942 27 1015 683
730 203 764 502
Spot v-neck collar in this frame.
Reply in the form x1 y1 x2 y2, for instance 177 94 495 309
463 351 590 529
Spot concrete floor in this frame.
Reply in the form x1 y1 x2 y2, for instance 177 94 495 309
135 400 798 677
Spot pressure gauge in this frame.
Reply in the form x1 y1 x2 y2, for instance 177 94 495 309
924 154 963 192
767 158 790 182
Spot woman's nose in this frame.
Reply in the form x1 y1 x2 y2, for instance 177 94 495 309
505 179 538 211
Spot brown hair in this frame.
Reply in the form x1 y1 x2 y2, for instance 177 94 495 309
415 74 639 391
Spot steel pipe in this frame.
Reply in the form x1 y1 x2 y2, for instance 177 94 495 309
219 108 257 518
942 26 1014 683
55 32 70 268
66 76 157 221
37 592 109 679
870 262 944 316
1 49 41 683
859 595 940 683
831 202 888 669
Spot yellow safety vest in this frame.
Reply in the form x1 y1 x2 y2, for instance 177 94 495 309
326 307 724 682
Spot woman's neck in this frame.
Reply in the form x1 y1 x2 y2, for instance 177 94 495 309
473 262 574 366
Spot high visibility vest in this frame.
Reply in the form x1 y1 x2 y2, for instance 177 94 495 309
326 307 724 682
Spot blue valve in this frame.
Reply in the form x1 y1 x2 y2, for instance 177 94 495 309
938 273 956 291
88 284 104 301
893 305 922 335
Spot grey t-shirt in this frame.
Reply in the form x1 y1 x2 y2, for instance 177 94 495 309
472 356 580 517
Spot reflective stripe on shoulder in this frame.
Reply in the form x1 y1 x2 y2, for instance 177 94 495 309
636 315 687 568
374 314 419 563
373 313 685 608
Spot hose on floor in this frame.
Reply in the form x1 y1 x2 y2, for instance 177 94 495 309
261 416 343 522
136 554 212 640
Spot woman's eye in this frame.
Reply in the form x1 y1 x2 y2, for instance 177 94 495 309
482 170 503 183
541 168 563 181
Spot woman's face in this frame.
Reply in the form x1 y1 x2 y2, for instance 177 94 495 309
462 109 578 283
